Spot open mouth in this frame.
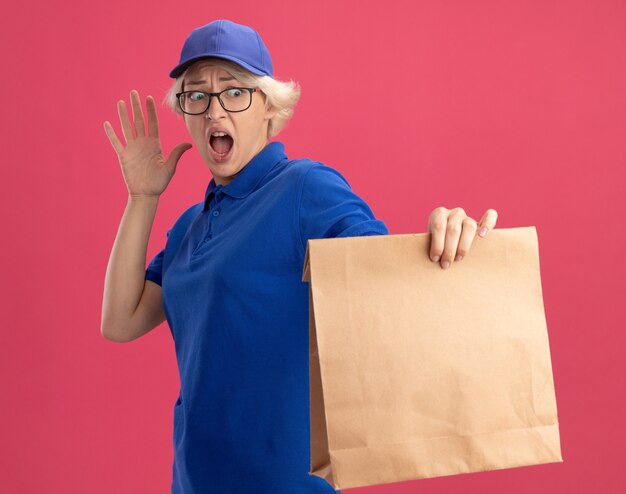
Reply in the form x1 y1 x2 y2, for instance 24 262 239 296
208 132 234 162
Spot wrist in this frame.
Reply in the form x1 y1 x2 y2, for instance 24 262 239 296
128 193 160 205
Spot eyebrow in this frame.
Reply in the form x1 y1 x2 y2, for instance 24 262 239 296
186 77 236 85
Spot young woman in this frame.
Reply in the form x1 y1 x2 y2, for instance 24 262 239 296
102 19 497 494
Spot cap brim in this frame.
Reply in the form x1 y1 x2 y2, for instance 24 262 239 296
169 54 269 78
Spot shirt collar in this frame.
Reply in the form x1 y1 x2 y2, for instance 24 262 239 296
203 141 287 211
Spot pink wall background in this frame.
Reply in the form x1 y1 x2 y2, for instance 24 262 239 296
1 0 624 492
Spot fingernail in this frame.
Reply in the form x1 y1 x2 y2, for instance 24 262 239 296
441 261 450 269
432 256 440 262
479 227 488 237
455 254 463 261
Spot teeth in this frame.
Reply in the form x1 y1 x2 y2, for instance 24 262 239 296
211 131 227 137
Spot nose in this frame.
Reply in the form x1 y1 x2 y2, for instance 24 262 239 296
205 94 226 120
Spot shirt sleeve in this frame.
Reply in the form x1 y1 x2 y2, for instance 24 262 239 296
144 228 172 287
298 163 388 252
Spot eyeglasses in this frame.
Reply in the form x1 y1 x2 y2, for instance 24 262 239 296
175 87 257 115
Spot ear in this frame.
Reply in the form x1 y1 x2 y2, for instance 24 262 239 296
264 104 279 121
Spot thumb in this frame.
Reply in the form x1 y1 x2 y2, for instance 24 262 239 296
166 142 193 171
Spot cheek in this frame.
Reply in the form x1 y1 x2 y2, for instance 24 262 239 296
187 123 204 143
243 112 267 137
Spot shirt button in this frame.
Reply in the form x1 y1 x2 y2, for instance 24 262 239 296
212 210 220 217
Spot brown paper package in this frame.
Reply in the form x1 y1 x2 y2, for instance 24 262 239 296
302 226 562 490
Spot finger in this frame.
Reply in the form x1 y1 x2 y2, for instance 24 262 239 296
477 208 499 237
117 99 135 145
440 211 465 268
131 89 146 137
166 142 193 172
428 207 448 262
103 121 124 155
146 95 159 138
455 217 479 261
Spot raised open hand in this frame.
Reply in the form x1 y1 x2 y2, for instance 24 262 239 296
103 89 192 197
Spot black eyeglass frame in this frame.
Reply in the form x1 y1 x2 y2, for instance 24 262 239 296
175 87 257 115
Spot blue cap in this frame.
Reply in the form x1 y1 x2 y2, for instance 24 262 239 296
169 19 274 79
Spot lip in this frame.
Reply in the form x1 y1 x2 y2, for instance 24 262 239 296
207 127 234 163
206 126 232 139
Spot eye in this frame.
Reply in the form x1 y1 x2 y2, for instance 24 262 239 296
225 88 244 98
188 91 206 101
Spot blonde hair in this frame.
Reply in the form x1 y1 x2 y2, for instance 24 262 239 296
163 58 301 138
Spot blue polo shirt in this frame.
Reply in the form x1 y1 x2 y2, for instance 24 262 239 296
145 141 388 493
